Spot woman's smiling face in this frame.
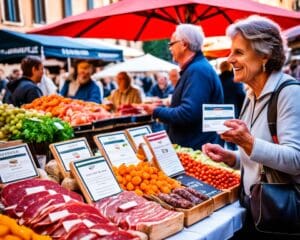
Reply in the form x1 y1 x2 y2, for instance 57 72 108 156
227 32 265 85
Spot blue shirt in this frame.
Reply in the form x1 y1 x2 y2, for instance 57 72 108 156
60 79 102 104
148 84 174 99
153 51 224 149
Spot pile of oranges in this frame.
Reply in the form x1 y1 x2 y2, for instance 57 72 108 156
113 162 181 196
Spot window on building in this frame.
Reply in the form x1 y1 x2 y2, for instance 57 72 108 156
87 0 94 10
294 0 300 11
1 0 21 22
32 0 46 24
63 0 72 17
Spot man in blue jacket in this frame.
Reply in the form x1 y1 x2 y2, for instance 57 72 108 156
6 56 43 107
143 24 224 150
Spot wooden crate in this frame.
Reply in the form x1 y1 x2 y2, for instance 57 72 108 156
136 211 184 240
225 184 240 203
145 195 214 227
211 191 230 211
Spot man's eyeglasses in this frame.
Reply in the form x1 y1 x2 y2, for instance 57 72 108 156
168 40 181 47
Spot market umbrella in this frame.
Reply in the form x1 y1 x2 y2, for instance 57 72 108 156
29 0 300 41
93 54 179 78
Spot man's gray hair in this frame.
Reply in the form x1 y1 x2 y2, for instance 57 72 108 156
226 15 286 73
174 24 205 52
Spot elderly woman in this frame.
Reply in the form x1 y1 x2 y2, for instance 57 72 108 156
107 71 142 111
202 16 300 239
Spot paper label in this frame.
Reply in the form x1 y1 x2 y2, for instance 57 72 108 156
54 139 92 172
49 210 69 222
63 219 82 232
73 156 122 202
0 144 38 183
202 104 235 132
25 186 46 195
97 132 139 167
144 131 184 177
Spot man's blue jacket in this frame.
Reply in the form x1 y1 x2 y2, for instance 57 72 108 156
153 51 224 149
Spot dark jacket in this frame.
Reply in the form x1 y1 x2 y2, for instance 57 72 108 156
153 51 224 149
219 70 245 118
148 84 174 99
6 77 43 107
60 79 101 104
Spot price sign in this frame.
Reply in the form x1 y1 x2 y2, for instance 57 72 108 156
144 131 184 177
0 144 38 183
94 131 139 167
50 138 93 177
126 125 152 151
70 156 122 203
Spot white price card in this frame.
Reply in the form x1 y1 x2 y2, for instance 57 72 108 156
202 104 235 133
126 125 152 151
0 144 38 183
144 131 184 177
94 132 139 167
50 138 93 175
70 156 121 203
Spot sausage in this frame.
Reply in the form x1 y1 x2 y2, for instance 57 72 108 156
157 193 193 209
169 193 194 208
172 188 203 205
185 187 209 201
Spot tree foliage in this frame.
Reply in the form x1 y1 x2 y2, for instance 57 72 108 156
142 40 172 62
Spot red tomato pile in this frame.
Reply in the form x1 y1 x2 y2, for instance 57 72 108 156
178 152 240 190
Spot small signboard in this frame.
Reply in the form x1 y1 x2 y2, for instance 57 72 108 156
0 143 38 184
49 138 93 177
70 156 122 203
144 131 184 177
125 125 153 161
93 131 139 167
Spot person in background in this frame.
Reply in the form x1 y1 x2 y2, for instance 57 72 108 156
0 68 8 102
60 60 102 103
140 72 154 95
5 56 43 107
38 73 58 96
8 68 22 81
202 15 300 240
219 60 245 150
100 77 116 98
142 24 224 150
147 72 174 99
168 68 180 87
106 71 142 111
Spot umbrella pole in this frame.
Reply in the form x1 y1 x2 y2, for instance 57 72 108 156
67 57 71 72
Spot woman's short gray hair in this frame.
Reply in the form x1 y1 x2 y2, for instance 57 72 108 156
226 15 286 73
174 24 205 52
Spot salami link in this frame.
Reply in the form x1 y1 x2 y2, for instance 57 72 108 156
172 188 203 205
157 193 193 209
185 187 209 201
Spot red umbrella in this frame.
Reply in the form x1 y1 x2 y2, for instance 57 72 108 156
29 0 300 41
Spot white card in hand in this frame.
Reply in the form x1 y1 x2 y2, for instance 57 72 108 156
202 104 235 132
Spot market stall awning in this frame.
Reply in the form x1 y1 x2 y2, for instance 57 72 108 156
94 54 179 78
29 0 300 41
0 29 123 63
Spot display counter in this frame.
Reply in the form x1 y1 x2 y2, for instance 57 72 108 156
167 201 246 240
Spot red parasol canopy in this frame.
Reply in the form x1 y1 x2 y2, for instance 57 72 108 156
29 0 300 41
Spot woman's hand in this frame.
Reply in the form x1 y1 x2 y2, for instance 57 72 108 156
221 119 254 156
202 143 236 167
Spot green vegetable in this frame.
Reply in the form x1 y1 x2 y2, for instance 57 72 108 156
13 116 74 143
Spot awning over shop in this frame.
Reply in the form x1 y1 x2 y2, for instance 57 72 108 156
94 54 179 78
0 29 123 63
